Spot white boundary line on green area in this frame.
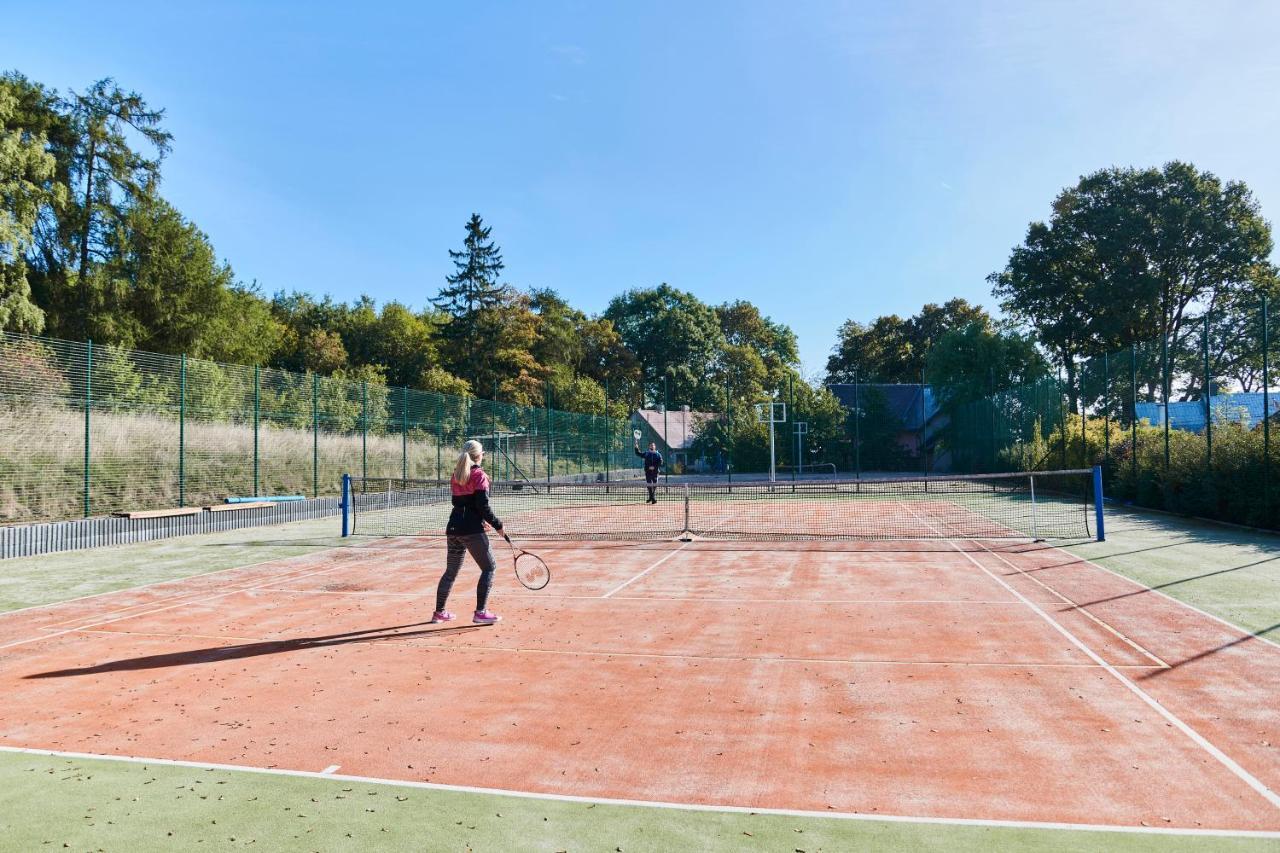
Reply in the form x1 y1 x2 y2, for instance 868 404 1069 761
897 503 1280 813
1048 538 1280 654
1 745 1277 839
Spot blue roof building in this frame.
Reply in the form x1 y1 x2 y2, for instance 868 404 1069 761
1134 392 1280 432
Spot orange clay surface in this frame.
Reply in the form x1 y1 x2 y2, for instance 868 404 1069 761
0 536 1277 831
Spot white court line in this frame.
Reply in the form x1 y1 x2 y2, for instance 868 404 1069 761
893 502 1168 668
256 587 1031 606
55 626 1158 669
1029 540 1280 654
1 745 1275 838
321 765 340 774
898 502 1280 813
980 547 1170 668
76 628 269 643
0 558 368 655
366 640 1160 669
600 545 692 598
596 504 745 600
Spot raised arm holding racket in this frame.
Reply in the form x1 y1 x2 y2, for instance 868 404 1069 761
634 429 663 505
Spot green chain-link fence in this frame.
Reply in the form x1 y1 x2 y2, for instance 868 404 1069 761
944 299 1278 530
0 331 638 524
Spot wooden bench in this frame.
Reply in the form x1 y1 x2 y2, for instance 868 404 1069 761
205 501 275 513
112 507 203 520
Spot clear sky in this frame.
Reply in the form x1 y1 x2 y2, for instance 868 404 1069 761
7 1 1280 376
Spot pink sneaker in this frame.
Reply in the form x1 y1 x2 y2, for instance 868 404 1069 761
430 610 455 624
473 610 501 625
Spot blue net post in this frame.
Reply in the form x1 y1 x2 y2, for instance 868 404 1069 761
1092 465 1105 542
341 473 352 537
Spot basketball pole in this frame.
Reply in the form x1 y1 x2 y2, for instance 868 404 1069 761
769 407 776 483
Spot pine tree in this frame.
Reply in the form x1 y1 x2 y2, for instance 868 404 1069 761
433 213 511 387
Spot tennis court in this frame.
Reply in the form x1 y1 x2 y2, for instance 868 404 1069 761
0 474 1278 847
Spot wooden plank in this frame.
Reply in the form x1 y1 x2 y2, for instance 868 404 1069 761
205 501 274 513
111 507 203 520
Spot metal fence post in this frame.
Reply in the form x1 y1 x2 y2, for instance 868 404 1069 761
402 387 409 483
84 339 92 518
1264 297 1271 521
604 380 611 483
1162 329 1170 470
1080 365 1087 467
312 373 319 498
1058 366 1067 470
545 387 552 485
179 353 186 506
361 380 368 482
253 364 260 497
853 369 860 479
1204 314 1212 469
1130 345 1138 488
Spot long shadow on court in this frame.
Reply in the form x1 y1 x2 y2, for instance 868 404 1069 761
23 622 484 679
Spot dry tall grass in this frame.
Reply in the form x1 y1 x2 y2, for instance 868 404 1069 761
0 405 614 523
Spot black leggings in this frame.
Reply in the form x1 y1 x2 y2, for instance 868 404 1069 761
437 533 497 612
645 473 658 501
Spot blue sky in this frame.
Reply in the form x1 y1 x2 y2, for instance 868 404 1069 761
7 1 1280 375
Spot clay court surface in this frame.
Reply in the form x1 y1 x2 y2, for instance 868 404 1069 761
1 528 1278 836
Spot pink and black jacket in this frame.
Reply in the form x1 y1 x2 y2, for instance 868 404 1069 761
446 466 504 536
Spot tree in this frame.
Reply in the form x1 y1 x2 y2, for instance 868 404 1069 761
0 79 60 332
604 284 726 408
433 213 508 381
991 162 1276 401
826 299 991 383
714 300 799 397
531 288 641 409
925 323 1050 410
59 79 172 340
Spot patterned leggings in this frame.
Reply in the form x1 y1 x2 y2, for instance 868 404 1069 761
437 533 497 612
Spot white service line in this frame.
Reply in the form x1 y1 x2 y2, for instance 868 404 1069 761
392 641 1158 669
897 501 1280 812
0 745 1275 839
600 545 692 598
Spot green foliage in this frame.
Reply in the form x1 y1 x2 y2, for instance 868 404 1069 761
1024 413 1279 530
92 345 171 413
990 161 1277 394
0 336 69 404
605 284 727 408
826 298 990 384
0 77 61 333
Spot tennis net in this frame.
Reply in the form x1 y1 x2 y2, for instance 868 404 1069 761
342 469 1101 541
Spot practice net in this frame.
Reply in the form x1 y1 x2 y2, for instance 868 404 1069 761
343 469 1099 541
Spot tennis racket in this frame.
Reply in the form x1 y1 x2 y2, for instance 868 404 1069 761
502 532 551 590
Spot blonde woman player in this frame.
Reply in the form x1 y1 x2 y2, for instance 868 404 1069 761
432 439 503 625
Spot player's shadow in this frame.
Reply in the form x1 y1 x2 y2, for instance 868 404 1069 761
23 622 484 680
